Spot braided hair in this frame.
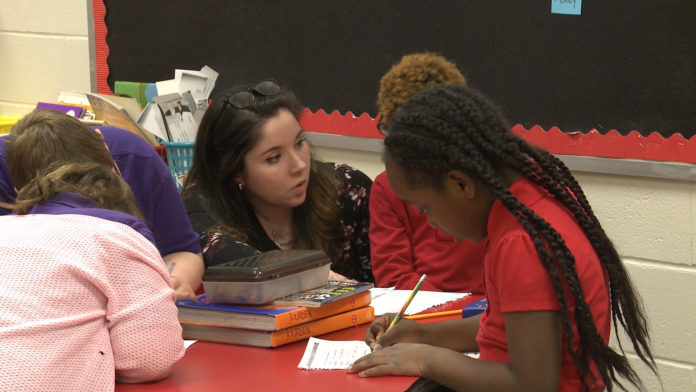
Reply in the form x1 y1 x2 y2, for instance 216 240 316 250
384 85 655 391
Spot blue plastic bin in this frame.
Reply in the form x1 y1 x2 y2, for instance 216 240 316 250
161 141 194 190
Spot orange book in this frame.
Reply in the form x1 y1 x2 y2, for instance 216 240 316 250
177 290 371 331
181 306 374 348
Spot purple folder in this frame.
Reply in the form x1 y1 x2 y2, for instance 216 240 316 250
35 102 85 118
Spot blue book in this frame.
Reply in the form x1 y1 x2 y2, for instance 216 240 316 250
461 297 488 318
176 290 372 331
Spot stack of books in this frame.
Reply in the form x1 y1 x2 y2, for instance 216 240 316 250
176 281 374 348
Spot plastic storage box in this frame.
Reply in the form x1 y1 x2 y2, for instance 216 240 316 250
203 250 331 304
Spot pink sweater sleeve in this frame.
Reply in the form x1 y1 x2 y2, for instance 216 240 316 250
98 227 185 383
0 214 184 390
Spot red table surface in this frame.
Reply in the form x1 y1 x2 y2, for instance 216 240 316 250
115 295 483 392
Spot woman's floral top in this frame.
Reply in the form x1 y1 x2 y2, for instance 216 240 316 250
182 162 374 282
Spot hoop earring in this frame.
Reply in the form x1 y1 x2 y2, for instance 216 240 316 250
238 183 244 191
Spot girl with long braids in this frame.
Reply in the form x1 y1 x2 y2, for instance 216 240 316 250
348 85 655 391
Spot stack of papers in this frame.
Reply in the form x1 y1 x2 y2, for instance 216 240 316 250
138 65 218 143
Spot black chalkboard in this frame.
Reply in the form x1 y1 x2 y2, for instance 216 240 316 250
103 1 696 138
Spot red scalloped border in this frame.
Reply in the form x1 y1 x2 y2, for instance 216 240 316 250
92 0 112 94
92 0 694 164
299 109 696 164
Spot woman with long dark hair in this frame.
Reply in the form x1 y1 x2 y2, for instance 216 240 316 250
182 81 373 282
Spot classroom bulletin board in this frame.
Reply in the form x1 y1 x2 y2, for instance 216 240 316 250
91 0 696 163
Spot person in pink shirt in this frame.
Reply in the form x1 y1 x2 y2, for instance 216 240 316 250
0 110 204 299
349 85 656 391
0 127 184 390
370 53 484 293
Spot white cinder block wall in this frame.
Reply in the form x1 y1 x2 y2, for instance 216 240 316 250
2 1 694 390
0 0 92 116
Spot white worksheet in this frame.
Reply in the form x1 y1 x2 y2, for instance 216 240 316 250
369 288 470 316
297 337 371 370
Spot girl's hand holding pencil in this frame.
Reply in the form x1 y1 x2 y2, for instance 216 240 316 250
365 274 427 351
350 279 432 379
365 314 421 351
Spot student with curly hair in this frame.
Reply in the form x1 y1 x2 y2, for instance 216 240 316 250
349 85 656 391
182 80 374 282
371 53 484 293
0 160 184 391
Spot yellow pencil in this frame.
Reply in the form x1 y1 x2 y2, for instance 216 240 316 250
387 274 427 330
405 309 462 320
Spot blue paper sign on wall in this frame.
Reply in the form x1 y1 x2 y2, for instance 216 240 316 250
551 0 582 15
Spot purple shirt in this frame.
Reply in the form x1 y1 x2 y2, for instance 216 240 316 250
27 192 155 245
0 126 201 256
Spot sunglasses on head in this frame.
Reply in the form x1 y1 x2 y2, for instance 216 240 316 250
211 80 281 132
222 79 281 110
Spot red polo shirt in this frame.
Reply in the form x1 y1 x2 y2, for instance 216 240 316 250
370 171 485 293
477 177 610 392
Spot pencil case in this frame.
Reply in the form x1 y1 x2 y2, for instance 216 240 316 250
202 249 331 305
